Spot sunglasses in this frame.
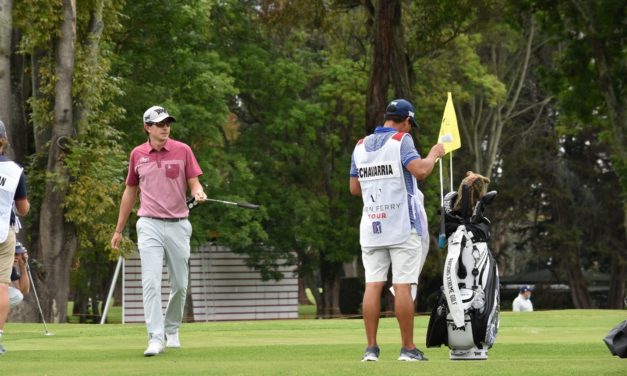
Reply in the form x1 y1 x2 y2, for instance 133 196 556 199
149 122 171 128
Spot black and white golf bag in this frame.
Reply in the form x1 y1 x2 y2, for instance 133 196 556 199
426 189 500 360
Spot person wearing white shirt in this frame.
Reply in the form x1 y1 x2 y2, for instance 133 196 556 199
513 285 534 312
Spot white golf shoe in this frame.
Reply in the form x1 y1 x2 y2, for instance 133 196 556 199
166 331 180 348
143 340 164 357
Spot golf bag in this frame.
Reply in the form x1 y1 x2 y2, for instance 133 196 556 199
604 320 627 358
426 184 500 360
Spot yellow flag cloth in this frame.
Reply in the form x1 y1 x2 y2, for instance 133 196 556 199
438 92 461 154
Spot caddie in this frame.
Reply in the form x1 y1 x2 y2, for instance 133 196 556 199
349 99 444 362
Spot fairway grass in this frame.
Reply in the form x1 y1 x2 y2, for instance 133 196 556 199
0 310 624 375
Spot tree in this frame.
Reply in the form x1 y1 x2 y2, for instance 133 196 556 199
529 0 626 308
207 0 371 316
9 0 127 323
109 0 264 253
0 0 12 141
364 0 403 134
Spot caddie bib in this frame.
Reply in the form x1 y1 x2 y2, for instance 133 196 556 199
354 133 410 247
0 161 23 242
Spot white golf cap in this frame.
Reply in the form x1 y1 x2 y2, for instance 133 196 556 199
143 106 176 124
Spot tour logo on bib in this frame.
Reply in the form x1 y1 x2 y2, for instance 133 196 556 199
372 221 382 234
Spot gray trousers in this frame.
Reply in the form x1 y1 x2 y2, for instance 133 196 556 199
136 217 192 342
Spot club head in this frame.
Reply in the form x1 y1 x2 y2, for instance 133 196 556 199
44 331 55 336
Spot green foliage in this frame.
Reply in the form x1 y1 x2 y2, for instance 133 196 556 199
206 1 370 285
111 0 248 249
13 0 63 53
529 0 627 192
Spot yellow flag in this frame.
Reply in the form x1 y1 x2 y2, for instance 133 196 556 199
438 92 461 154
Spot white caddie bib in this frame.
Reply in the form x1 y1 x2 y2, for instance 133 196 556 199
354 133 410 247
0 161 23 242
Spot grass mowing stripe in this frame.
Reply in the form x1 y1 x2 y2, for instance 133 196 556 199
0 310 624 375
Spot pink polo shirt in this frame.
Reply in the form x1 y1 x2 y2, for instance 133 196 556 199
126 138 202 218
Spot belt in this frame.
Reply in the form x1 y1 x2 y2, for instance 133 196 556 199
142 216 188 222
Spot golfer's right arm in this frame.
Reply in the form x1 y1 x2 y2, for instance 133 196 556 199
111 185 138 249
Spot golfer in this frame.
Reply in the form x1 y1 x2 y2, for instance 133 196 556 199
111 106 207 357
9 242 30 308
350 99 444 361
0 120 30 355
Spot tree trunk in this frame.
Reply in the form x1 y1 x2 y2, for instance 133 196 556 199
365 0 397 135
39 0 77 324
75 0 104 126
0 0 12 146
298 277 311 305
608 254 626 309
9 29 30 164
388 0 410 100
567 261 592 309
319 259 343 317
304 272 322 316
7 293 41 323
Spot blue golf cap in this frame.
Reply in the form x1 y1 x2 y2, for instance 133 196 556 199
519 285 532 293
385 99 418 128
15 242 27 254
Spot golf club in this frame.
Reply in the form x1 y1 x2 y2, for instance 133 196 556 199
187 197 260 210
25 260 54 336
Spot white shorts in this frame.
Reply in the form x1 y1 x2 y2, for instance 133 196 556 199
361 230 425 284
9 286 23 307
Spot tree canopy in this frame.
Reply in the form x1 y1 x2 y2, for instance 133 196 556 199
2 0 624 321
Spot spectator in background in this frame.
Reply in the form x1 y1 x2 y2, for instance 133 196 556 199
513 285 534 312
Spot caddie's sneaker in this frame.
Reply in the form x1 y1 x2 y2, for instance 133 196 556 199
362 346 380 361
0 343 5 355
166 331 180 348
398 347 428 361
143 340 164 357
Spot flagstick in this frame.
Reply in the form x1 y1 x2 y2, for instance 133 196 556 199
449 151 454 192
439 159 444 206
438 158 447 248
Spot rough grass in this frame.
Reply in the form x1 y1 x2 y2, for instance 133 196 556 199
1 310 625 375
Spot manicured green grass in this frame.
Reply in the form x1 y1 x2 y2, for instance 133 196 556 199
1 310 625 375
